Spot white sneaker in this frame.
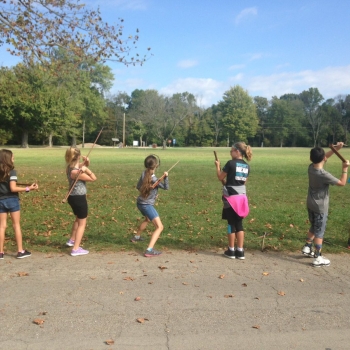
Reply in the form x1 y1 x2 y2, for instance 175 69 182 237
302 244 314 257
312 255 330 267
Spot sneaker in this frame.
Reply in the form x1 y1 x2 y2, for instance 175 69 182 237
130 236 144 243
71 247 89 256
16 250 31 259
235 249 245 260
224 248 236 259
0 253 4 260
302 244 314 257
66 239 75 247
144 249 162 257
312 255 330 267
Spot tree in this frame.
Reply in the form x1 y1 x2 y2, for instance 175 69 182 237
254 96 269 146
0 0 150 66
299 88 324 147
218 85 258 143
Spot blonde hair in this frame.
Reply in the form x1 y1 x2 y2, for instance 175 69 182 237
233 142 252 161
0 149 14 181
65 147 81 169
139 155 159 198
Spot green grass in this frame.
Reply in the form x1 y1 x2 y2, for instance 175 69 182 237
4 146 350 254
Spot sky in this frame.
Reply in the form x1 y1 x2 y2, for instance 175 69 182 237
1 0 350 107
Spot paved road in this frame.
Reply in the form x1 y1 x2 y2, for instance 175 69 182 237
1 249 350 350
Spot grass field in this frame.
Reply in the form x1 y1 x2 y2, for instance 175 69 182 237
4 146 350 255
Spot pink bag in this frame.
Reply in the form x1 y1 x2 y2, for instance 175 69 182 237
224 194 249 218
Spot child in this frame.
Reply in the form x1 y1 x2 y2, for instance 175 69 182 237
302 142 349 267
65 147 97 256
0 149 39 259
215 142 252 260
132 155 169 257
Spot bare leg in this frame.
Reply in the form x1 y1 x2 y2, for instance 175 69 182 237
69 218 79 242
72 217 87 250
227 233 236 248
147 217 163 249
10 211 23 252
236 231 244 249
0 213 8 252
137 218 149 236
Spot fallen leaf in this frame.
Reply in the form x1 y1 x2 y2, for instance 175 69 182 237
38 311 48 315
219 274 225 279
299 278 304 282
136 318 149 323
262 272 269 276
182 282 188 285
123 276 135 281
17 272 29 277
242 283 247 287
224 294 234 298
252 325 260 329
134 297 141 301
105 339 114 345
33 319 45 325
278 291 286 296
158 266 168 270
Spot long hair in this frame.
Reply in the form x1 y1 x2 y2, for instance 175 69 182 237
139 155 159 198
0 149 14 182
233 142 253 161
65 147 81 169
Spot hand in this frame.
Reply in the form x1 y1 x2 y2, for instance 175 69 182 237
335 142 344 149
81 166 88 173
215 160 221 168
343 160 350 169
163 172 168 177
30 183 39 190
82 156 90 165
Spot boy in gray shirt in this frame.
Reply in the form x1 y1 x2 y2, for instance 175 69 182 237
302 142 349 267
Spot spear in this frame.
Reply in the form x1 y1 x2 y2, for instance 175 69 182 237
151 160 180 189
62 127 103 203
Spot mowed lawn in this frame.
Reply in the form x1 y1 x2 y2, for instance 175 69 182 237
5 146 350 255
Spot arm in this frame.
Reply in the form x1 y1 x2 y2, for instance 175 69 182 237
325 142 344 159
152 172 169 189
10 181 39 193
336 160 349 186
215 160 227 183
71 166 97 182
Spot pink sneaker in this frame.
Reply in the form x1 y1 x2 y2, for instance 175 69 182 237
71 247 89 256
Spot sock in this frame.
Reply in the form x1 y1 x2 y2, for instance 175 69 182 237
134 235 140 239
236 247 244 252
228 246 235 251
147 247 153 252
314 244 322 257
305 239 312 247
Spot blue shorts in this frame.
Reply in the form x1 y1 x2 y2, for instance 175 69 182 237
137 203 159 221
308 209 327 239
0 197 20 213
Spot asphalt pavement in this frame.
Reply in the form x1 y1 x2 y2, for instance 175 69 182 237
1 248 350 350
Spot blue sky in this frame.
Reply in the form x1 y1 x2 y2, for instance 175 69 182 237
1 0 350 107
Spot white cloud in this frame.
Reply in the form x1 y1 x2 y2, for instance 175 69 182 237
177 60 199 69
160 78 224 107
235 7 258 25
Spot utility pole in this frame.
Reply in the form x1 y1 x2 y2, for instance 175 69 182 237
123 113 125 147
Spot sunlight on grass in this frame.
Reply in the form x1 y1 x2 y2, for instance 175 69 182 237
5 146 350 254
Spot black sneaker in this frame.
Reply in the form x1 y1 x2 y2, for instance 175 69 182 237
16 250 31 259
0 253 4 260
235 249 245 260
224 248 236 259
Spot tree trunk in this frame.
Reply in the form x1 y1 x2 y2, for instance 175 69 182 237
71 136 77 147
21 131 29 148
48 133 53 147
162 139 167 149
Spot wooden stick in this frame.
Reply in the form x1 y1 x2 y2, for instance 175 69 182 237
17 183 34 186
329 144 346 162
62 128 103 203
151 160 180 189
214 150 226 185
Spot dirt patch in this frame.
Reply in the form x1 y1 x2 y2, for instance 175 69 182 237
76 143 103 148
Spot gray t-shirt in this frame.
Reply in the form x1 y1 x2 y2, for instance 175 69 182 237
307 164 339 214
0 169 19 199
136 171 169 205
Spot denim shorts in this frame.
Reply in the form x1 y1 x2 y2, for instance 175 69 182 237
0 197 20 213
137 203 159 221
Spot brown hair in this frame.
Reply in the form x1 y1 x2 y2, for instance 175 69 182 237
65 147 81 169
139 155 159 198
0 149 14 181
233 142 253 161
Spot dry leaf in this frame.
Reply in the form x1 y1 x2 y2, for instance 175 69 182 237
242 283 247 287
278 291 286 296
262 272 269 276
252 325 260 329
182 282 188 285
136 318 149 323
123 276 135 281
134 297 141 301
158 266 168 270
38 311 48 315
299 278 304 282
105 339 114 345
17 272 29 277
219 274 225 279
224 294 234 298
33 319 45 325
